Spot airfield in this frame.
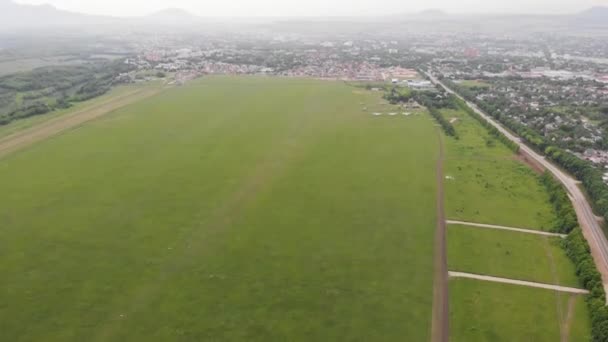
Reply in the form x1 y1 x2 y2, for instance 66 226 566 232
0 76 591 341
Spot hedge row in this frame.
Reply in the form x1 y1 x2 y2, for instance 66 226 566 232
540 172 578 234
428 106 458 138
562 229 608 341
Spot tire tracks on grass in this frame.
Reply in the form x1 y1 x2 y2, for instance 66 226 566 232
430 131 449 342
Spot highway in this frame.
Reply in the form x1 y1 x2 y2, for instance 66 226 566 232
424 71 608 291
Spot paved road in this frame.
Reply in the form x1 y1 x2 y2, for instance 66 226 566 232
430 132 449 342
425 71 608 290
449 271 589 294
447 220 567 238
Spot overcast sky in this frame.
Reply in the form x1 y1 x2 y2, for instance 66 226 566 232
14 0 608 17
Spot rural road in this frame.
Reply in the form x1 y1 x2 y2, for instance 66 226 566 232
430 132 449 342
448 271 589 294
0 86 164 159
425 71 608 293
447 220 567 238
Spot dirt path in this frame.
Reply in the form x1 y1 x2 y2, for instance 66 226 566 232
562 295 576 342
0 86 165 159
448 272 589 294
446 220 567 238
430 132 449 342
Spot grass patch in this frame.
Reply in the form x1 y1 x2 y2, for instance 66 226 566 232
450 279 590 342
448 225 580 286
0 76 438 341
443 108 554 229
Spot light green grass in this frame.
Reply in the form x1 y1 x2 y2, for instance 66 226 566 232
448 225 580 287
444 108 555 229
450 279 590 342
457 80 491 88
0 76 438 341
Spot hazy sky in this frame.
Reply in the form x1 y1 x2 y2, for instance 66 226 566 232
15 0 608 17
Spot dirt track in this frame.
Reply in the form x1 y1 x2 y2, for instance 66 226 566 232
448 272 589 294
447 220 567 238
0 87 164 159
430 132 449 342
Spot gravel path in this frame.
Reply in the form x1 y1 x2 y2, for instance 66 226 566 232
448 271 589 294
447 220 567 238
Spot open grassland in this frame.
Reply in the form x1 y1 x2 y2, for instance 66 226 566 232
0 76 438 341
450 279 590 342
448 225 579 286
443 108 555 229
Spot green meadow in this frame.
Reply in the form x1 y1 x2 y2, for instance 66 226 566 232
448 225 579 286
450 279 590 342
0 77 439 341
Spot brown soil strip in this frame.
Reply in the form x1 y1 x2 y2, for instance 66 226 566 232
0 87 165 159
430 131 449 342
514 149 545 174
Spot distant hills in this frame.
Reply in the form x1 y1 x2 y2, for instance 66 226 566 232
0 0 606 33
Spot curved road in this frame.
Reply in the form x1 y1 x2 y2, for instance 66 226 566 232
424 71 608 292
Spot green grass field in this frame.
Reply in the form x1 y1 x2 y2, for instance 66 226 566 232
442 105 591 340
450 279 590 342
443 108 555 229
0 76 439 341
448 225 579 286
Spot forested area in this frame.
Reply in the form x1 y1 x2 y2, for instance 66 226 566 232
0 60 134 125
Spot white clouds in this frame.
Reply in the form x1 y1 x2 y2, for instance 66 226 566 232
14 0 606 17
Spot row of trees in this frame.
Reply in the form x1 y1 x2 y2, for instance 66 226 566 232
428 106 458 138
562 230 608 341
539 172 578 234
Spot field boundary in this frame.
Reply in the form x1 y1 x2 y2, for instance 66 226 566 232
447 220 567 238
448 271 589 294
430 132 449 342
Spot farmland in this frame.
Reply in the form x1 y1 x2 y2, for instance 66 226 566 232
0 76 439 341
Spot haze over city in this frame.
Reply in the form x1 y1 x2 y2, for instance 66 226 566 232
14 0 608 16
